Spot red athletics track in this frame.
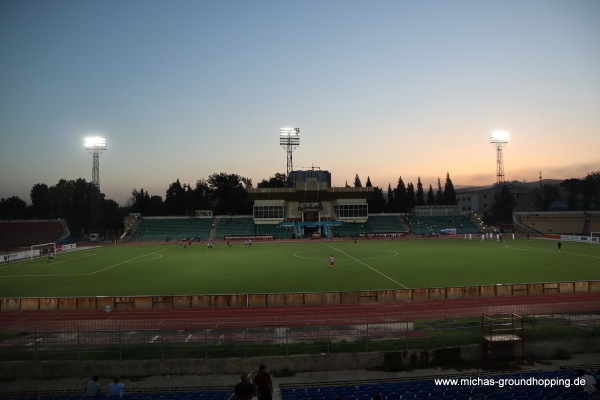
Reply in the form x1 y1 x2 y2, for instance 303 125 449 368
1 293 600 330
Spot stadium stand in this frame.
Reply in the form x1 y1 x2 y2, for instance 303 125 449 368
280 368 593 400
405 215 482 236
586 212 600 233
255 223 295 239
367 215 409 234
214 216 255 239
517 212 587 235
329 222 365 238
0 220 68 248
0 389 234 400
0 366 598 400
132 217 212 241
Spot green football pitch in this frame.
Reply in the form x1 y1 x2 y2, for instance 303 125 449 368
0 238 599 298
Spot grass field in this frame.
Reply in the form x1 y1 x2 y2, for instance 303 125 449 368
0 237 599 298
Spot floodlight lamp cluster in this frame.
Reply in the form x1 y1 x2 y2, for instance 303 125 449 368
490 130 510 144
84 136 107 150
279 127 300 146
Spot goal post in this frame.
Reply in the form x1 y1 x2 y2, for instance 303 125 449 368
30 242 57 260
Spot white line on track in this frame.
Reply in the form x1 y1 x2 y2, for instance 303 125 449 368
26 338 43 346
322 243 407 289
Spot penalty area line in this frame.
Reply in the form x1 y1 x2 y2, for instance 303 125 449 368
322 243 407 289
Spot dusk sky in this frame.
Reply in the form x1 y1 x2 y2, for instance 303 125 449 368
1 0 599 206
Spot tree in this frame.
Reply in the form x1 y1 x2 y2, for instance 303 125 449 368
395 177 408 212
561 179 583 210
583 171 600 210
30 183 52 218
489 185 516 224
416 177 425 206
257 173 287 188
164 179 186 215
386 184 395 212
443 173 457 205
208 172 251 215
128 188 166 216
435 177 444 205
48 178 97 231
102 198 124 237
406 182 416 212
560 171 600 211
193 179 212 210
532 184 561 211
426 185 435 205
365 176 373 188
0 196 28 219
128 188 149 214
368 187 386 213
354 174 362 188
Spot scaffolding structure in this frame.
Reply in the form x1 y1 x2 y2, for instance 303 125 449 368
482 313 524 365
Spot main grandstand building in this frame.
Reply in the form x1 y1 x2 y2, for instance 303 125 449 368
248 169 374 239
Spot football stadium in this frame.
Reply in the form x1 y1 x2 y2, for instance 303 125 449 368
2 3 600 397
1 164 600 399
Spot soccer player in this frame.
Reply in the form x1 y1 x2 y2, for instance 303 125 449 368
329 255 335 269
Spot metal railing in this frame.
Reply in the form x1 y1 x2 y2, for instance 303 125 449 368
1 302 598 361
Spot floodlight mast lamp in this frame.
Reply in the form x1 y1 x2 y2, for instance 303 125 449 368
490 131 509 185
279 128 300 178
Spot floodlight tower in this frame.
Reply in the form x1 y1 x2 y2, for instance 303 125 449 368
490 130 509 185
279 127 300 178
84 136 106 230
85 136 106 188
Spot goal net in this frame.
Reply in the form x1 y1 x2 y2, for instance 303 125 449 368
30 242 57 260
591 232 600 244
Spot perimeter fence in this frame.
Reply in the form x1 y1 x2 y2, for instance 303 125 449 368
1 299 599 362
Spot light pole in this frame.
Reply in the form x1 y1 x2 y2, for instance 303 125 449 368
279 127 300 183
490 131 509 185
84 136 106 231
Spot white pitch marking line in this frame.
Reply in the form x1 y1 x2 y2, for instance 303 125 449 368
88 248 168 275
0 248 168 278
322 243 408 289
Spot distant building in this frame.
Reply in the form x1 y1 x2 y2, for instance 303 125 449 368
288 170 332 188
456 181 537 218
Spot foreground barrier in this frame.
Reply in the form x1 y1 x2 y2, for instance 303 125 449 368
1 280 599 311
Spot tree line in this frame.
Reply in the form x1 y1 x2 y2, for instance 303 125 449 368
1 170 598 232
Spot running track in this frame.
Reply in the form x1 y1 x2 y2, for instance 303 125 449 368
1 293 599 330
